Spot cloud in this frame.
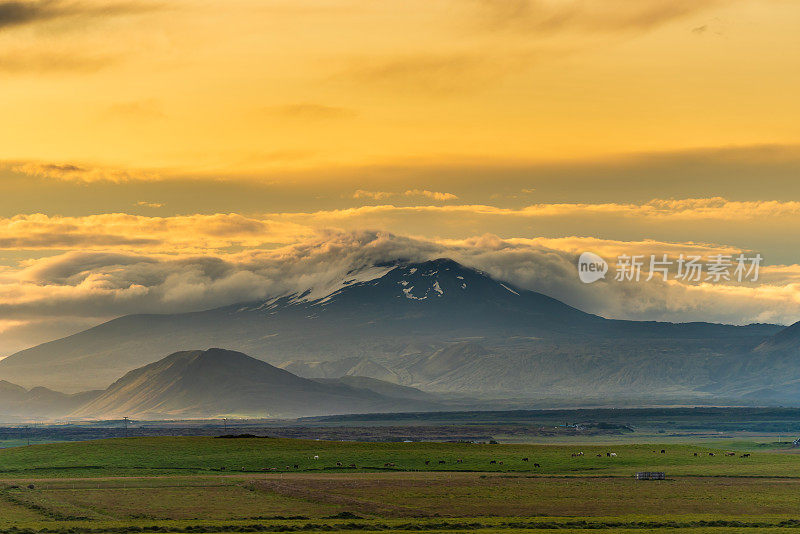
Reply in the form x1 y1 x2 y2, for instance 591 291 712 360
0 213 315 251
0 1 158 74
1 197 799 255
0 230 798 338
3 197 800 354
283 197 800 223
404 189 458 201
0 0 156 31
353 190 392 200
353 190 458 201
0 0 69 29
11 161 157 182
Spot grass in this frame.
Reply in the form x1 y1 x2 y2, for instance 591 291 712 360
40 485 342 520
3 437 800 532
0 437 793 478
252 472 800 517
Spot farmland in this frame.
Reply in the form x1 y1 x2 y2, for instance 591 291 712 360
3 437 800 533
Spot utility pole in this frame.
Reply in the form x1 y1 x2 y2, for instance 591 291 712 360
123 417 129 437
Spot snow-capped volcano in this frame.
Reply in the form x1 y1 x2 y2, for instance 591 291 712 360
0 258 595 390
239 258 526 310
0 258 785 405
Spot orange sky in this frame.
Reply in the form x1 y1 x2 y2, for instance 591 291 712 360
1 0 800 355
1 0 799 176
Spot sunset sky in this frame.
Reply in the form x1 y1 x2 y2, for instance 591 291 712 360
1 0 800 355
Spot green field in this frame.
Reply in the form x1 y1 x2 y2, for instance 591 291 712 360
3 437 800 533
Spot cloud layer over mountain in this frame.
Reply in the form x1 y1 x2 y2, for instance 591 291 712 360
2 228 799 356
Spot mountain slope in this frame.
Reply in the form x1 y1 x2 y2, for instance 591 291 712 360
71 348 438 419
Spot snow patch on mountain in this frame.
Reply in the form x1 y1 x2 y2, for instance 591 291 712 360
500 283 520 296
238 264 394 311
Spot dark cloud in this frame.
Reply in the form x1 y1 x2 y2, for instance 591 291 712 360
0 0 61 29
0 0 156 31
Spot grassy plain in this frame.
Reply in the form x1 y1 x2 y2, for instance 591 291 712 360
2 437 800 533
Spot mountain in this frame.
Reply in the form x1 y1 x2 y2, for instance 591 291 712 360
0 258 787 404
0 380 101 421
71 348 438 419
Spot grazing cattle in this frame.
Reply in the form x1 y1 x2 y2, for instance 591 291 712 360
534 463 541 468
606 452 611 457
348 463 356 468
661 449 666 454
220 467 226 471
708 453 715 457
693 453 698 457
313 455 319 460
456 459 463 463
609 452 617 457
596 454 602 457
499 461 504 465
27 484 35 490
336 461 343 467
425 460 430 465
741 453 751 458
293 464 299 469
489 460 497 464
384 462 396 467
522 457 529 462
725 452 736 456
438 460 446 464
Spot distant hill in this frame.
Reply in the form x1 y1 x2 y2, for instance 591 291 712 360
0 258 790 405
70 348 439 419
0 380 100 421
